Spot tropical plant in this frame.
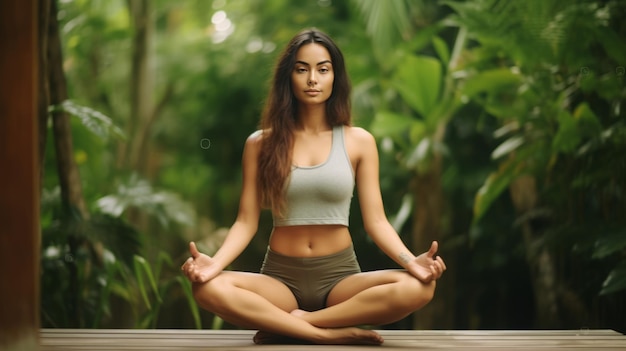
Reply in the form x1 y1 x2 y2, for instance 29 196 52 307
447 0 626 327
45 0 626 331
41 97 201 328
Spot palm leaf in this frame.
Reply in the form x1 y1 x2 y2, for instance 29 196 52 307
353 0 411 51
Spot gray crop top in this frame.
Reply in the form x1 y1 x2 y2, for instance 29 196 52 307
273 125 355 227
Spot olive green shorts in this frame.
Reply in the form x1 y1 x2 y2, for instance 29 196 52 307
260 245 361 312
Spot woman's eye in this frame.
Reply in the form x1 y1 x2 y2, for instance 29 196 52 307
319 67 329 73
295 67 307 73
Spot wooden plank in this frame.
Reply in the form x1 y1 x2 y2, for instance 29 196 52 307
40 329 626 351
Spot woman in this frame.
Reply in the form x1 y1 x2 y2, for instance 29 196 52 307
181 28 446 345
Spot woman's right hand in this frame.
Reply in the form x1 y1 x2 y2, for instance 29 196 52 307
181 242 221 283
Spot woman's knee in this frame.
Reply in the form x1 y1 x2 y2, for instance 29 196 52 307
191 274 233 312
419 279 436 306
392 274 436 311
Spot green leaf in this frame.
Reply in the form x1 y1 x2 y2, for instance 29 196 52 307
593 26 626 65
573 102 603 137
600 260 626 295
109 280 132 302
592 231 626 259
461 68 521 98
491 136 524 160
432 36 450 66
402 23 444 53
405 138 431 172
409 120 427 144
153 251 174 281
133 255 162 310
134 259 151 310
176 276 202 329
91 249 122 328
355 0 411 52
392 55 442 118
370 111 421 138
579 72 624 101
552 110 581 153
473 158 523 222
389 194 413 232
95 174 196 228
50 100 126 141
212 315 224 330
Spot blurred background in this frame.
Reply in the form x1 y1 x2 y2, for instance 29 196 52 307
40 0 626 332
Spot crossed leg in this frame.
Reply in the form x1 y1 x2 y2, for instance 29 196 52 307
296 269 436 328
192 271 384 345
192 269 435 345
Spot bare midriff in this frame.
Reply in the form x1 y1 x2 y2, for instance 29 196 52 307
269 225 352 257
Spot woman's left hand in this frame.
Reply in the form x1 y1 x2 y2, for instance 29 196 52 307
406 241 447 283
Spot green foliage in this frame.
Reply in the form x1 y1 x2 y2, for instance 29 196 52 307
50 100 126 141
473 157 522 223
364 18 466 184
460 68 521 100
134 255 161 311
96 174 196 228
42 99 200 328
449 0 626 300
176 276 202 329
130 252 202 329
601 261 626 296
393 55 442 120
41 185 201 328
354 0 411 52
44 0 626 331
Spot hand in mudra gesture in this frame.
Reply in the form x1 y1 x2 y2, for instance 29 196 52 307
406 241 446 283
180 242 221 284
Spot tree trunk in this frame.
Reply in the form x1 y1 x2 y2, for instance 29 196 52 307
47 0 88 219
47 0 89 327
122 0 154 174
38 0 50 187
410 120 456 330
410 146 456 329
510 175 561 328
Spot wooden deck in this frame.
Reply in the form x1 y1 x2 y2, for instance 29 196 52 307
40 328 626 350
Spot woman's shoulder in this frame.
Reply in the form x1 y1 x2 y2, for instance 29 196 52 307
243 129 267 156
246 128 270 145
344 125 375 144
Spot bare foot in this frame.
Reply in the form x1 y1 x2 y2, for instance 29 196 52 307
319 327 384 345
253 331 311 345
252 328 385 345
253 327 383 345
254 309 383 345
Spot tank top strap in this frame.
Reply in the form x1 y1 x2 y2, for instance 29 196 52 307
330 125 353 177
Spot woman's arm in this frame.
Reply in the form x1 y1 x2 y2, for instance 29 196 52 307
350 127 446 282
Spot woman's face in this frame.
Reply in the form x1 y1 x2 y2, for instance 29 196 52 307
291 43 334 105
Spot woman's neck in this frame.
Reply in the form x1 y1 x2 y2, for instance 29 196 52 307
296 103 330 133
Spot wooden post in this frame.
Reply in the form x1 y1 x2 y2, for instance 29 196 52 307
0 0 40 350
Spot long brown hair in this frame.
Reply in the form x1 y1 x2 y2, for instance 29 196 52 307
257 28 352 215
